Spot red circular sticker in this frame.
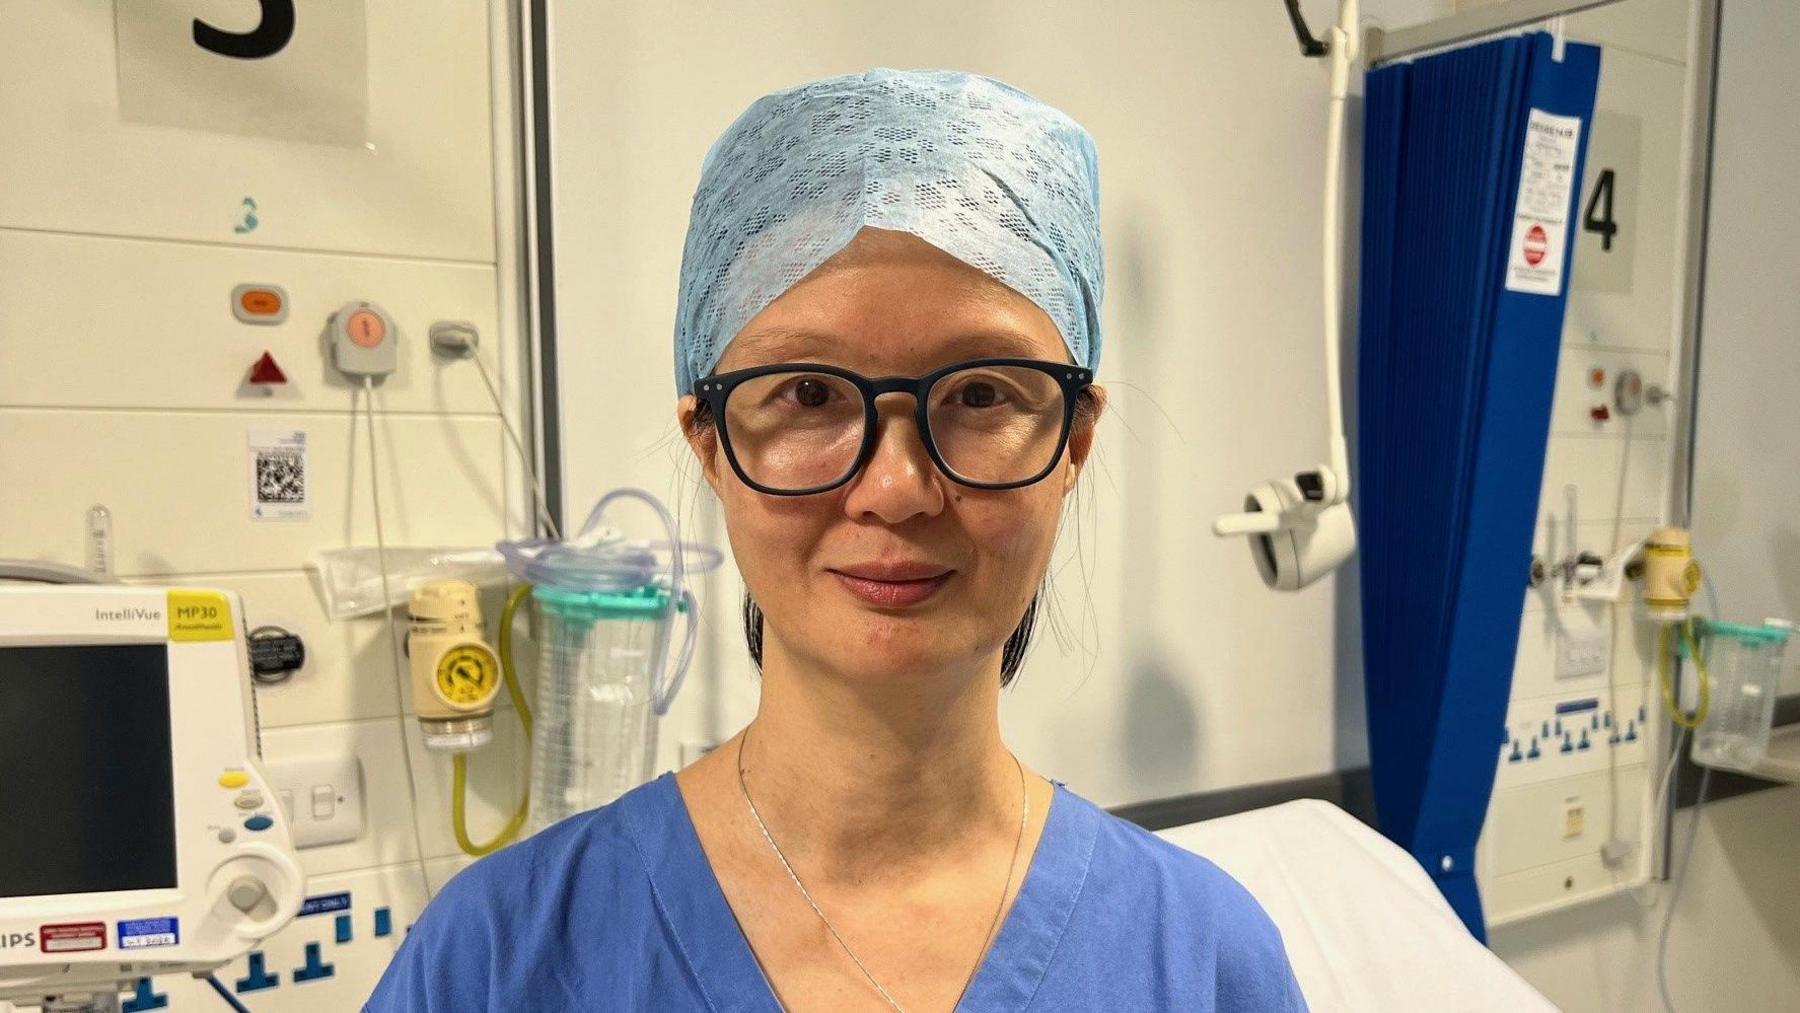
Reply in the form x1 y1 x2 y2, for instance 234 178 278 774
1523 224 1548 267
347 310 386 348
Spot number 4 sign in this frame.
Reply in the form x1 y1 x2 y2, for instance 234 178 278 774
1573 110 1642 295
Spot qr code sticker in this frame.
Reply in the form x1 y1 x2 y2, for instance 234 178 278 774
248 429 309 521
256 452 306 504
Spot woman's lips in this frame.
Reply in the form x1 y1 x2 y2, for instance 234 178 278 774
829 569 953 607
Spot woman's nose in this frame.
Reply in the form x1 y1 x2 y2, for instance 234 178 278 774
842 399 946 523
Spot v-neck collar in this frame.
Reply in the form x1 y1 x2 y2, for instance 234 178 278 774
626 771 1101 1013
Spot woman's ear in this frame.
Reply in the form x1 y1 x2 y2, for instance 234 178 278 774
1061 384 1106 494
678 395 725 495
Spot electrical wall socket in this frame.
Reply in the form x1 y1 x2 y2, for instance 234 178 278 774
1556 607 1610 679
264 754 366 849
1557 628 1609 678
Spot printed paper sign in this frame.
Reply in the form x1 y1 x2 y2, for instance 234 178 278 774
249 428 310 521
1505 109 1584 296
115 1 369 147
1570 111 1642 295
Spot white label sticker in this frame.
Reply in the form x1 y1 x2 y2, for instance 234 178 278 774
1505 109 1584 296
249 429 309 522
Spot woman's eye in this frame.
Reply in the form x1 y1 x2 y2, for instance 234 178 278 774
792 378 831 407
957 381 1001 408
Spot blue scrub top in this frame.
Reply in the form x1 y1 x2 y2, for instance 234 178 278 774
365 772 1308 1011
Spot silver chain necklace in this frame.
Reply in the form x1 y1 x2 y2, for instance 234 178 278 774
736 729 1029 1013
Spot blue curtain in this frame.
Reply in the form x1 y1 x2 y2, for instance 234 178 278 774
1357 32 1600 940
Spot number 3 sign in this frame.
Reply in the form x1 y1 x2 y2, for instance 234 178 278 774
193 0 294 60
115 0 368 147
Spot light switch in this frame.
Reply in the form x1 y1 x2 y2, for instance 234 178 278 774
262 754 365 849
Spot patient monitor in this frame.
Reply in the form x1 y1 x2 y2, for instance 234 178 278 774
0 586 304 1010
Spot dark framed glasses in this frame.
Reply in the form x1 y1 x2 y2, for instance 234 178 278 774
693 358 1093 496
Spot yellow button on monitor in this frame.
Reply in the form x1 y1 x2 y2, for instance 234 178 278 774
219 770 249 789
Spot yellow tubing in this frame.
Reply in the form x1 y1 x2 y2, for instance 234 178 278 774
1658 619 1711 730
451 582 535 857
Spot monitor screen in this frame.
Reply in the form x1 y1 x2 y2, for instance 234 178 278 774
0 643 179 899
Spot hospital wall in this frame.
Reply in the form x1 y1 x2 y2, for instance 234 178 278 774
1487 0 1800 1009
0 3 537 1008
546 0 1450 812
1475 0 1696 930
1 3 1793 1011
545 1 1800 1011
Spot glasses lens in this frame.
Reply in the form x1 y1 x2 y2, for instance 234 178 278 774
723 370 865 491
926 365 1068 485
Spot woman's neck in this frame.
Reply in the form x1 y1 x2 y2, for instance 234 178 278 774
735 632 1024 886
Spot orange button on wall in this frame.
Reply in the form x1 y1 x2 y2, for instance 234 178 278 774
240 288 284 316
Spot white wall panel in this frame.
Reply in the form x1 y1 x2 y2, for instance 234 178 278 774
0 2 495 261
0 2 525 1010
1561 43 1691 354
1510 601 1661 704
1478 0 1690 931
0 230 505 414
1537 432 1668 531
0 409 505 576
1548 348 1672 438
158 570 400 727
1566 0 1694 65
401 711 529 862
261 719 421 876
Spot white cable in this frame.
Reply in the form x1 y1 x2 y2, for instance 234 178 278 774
1632 725 1688 909
469 353 561 541
1322 70 1346 478
1603 415 1636 850
1656 767 1711 1013
1321 0 1357 496
362 378 433 877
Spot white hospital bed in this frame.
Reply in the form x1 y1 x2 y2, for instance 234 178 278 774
1158 799 1557 1012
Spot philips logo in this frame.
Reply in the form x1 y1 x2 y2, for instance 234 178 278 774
1 931 35 949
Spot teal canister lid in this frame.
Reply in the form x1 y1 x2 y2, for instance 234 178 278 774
532 583 672 621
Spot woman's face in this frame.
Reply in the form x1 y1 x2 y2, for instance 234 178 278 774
680 226 1103 686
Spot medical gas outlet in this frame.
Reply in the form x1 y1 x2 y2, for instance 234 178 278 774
408 579 501 751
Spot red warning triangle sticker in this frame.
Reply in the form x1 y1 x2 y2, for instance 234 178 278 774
248 351 288 385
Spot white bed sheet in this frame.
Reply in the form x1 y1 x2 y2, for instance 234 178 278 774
1157 799 1557 1012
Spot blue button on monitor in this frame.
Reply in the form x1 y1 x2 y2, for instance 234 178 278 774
244 814 274 832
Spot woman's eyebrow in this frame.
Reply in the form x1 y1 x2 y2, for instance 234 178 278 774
730 326 837 360
731 325 1056 364
939 330 1047 359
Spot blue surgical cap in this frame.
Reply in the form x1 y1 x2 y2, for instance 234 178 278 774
673 67 1104 393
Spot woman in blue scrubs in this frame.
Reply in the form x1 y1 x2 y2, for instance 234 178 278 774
367 68 1307 1013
